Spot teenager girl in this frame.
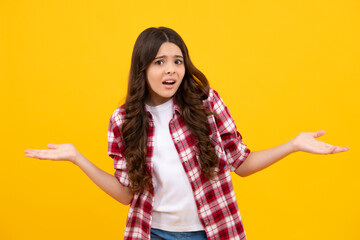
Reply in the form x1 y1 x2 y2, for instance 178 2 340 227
25 27 350 240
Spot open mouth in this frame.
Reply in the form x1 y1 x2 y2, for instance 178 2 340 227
162 80 176 85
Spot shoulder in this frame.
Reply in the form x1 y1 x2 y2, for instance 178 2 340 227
208 88 220 99
109 104 126 128
203 88 224 110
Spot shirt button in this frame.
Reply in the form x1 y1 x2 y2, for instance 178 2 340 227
176 139 180 143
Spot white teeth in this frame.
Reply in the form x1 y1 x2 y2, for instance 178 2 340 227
164 80 175 84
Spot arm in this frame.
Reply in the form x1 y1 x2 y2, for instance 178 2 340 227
235 130 350 177
25 144 133 205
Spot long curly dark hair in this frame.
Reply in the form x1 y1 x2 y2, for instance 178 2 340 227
122 27 218 194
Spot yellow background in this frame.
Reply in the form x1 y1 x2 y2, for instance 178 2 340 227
1 0 359 239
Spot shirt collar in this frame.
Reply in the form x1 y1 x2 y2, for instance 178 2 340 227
173 98 182 114
145 97 182 118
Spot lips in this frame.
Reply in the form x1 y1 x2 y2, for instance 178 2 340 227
162 79 176 85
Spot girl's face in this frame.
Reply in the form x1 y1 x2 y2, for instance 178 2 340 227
145 42 185 106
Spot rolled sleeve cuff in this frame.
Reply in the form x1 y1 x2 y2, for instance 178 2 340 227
109 152 131 188
114 169 131 188
225 138 251 172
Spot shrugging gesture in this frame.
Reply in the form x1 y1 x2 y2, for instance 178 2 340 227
25 130 349 179
23 26 352 240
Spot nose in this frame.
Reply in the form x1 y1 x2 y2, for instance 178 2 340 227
165 62 176 74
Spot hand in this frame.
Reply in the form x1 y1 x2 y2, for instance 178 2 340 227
291 130 350 154
25 143 79 164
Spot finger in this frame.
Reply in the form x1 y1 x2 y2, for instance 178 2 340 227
312 130 325 138
26 149 51 154
25 152 44 159
313 145 335 154
25 149 45 158
331 146 351 154
326 145 337 154
324 143 334 148
319 145 350 154
24 149 40 154
26 153 53 160
47 143 58 149
25 149 54 159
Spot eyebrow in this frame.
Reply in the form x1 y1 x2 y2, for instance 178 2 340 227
154 55 183 59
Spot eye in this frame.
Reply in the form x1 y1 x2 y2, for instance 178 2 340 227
175 59 183 65
155 60 164 65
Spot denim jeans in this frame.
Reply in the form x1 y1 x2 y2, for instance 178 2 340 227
150 228 208 240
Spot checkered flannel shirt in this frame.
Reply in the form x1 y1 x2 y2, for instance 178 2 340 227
108 88 250 240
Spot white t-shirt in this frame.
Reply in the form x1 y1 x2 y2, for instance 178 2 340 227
145 99 204 232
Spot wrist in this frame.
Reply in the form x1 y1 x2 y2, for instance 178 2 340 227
288 138 300 153
72 150 83 166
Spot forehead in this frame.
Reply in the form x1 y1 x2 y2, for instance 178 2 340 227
156 42 183 56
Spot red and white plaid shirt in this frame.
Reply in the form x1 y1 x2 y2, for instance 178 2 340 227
108 89 250 240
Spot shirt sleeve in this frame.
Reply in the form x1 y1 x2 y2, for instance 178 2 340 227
209 89 251 172
108 110 131 187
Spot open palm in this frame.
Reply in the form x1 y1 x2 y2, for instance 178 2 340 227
292 130 350 154
25 143 78 163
